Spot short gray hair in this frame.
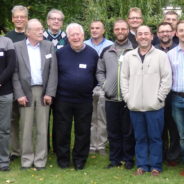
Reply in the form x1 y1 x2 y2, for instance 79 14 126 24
11 5 28 17
25 18 42 33
47 9 64 20
66 23 84 36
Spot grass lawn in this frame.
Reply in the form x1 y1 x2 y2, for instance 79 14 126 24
0 151 184 184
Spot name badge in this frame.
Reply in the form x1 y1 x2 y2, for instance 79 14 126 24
79 64 87 69
0 52 4 56
57 45 63 49
119 55 124 62
45 53 52 59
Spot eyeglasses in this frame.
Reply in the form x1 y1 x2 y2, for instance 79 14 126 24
49 17 63 22
128 17 142 20
158 30 172 34
13 16 27 19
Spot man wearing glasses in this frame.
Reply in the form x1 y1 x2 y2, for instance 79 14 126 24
127 7 143 48
6 5 28 162
156 22 180 167
43 9 67 50
6 5 28 42
43 9 67 153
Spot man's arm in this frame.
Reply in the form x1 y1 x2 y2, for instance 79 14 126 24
120 55 130 103
0 38 16 86
44 43 58 98
96 57 106 88
157 52 172 102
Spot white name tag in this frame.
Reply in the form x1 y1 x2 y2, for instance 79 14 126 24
79 64 87 69
45 53 52 59
57 45 63 49
0 52 4 56
119 55 124 62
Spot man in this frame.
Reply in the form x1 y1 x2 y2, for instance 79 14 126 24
156 22 180 166
43 9 67 50
13 19 57 170
6 5 28 42
44 9 67 153
127 7 143 48
96 19 135 169
153 11 180 45
168 20 184 176
6 5 28 161
121 25 172 176
164 11 179 31
0 36 16 171
84 20 113 155
53 23 98 170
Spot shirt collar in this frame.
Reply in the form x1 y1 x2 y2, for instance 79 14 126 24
90 38 105 46
26 38 40 48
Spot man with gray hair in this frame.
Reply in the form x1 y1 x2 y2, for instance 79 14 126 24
43 9 67 50
53 23 98 170
6 5 28 42
43 9 67 153
13 19 57 170
6 5 28 162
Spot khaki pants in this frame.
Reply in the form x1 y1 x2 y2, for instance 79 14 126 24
20 87 49 167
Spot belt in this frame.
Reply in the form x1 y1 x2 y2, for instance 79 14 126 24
172 91 184 98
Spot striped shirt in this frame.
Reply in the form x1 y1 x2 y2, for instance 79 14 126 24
168 45 184 92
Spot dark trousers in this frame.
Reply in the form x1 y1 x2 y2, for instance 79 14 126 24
53 100 93 165
105 100 135 165
163 92 180 161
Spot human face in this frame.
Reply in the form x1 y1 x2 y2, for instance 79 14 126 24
12 10 28 31
113 22 129 43
47 12 63 33
157 25 174 44
164 14 178 29
176 23 184 43
90 21 105 40
128 11 143 31
136 26 153 49
68 27 84 51
27 21 44 45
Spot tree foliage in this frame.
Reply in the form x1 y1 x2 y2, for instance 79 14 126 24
0 0 184 37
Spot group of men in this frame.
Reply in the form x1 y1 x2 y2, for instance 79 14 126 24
0 4 184 177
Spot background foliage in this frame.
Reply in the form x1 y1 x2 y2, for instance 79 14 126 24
0 0 184 38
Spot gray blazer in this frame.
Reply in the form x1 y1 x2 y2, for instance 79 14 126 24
13 39 58 106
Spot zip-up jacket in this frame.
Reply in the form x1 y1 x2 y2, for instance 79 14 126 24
121 46 172 111
96 40 133 101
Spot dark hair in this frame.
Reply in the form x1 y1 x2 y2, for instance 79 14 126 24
157 22 174 32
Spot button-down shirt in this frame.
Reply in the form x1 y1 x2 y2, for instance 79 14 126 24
168 44 184 92
26 39 43 86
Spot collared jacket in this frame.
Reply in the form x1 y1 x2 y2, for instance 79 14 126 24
13 40 58 107
121 46 172 112
96 40 133 101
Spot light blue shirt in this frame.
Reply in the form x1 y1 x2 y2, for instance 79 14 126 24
84 38 113 56
168 44 184 92
26 39 43 86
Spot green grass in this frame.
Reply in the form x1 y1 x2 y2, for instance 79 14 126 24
0 152 184 184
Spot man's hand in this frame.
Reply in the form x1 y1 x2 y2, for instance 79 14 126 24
43 95 52 105
17 96 28 106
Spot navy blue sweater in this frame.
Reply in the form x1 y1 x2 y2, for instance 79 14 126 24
56 44 98 103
